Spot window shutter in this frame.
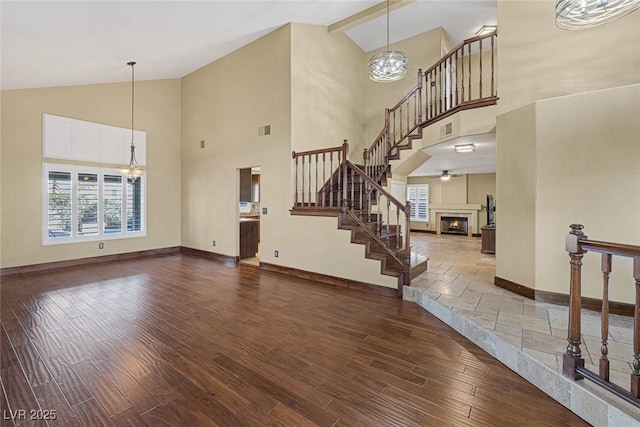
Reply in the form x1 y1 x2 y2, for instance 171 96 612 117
47 171 72 238
127 176 144 232
77 173 99 236
104 175 123 234
407 184 429 221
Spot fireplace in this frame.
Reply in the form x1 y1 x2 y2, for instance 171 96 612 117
431 204 480 237
440 216 469 235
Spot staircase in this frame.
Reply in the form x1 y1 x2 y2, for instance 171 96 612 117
291 30 498 296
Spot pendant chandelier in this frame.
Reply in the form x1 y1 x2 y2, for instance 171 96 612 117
556 0 640 29
118 61 146 179
368 0 408 82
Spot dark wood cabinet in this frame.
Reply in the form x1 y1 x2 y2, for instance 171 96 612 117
481 226 495 254
240 219 259 259
239 168 252 202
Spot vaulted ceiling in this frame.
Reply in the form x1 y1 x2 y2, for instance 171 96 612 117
1 1 497 176
1 1 496 90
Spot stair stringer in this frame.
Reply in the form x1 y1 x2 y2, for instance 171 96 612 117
336 212 405 282
285 214 399 289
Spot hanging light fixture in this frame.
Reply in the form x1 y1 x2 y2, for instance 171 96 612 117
118 61 146 178
556 0 640 29
368 0 408 82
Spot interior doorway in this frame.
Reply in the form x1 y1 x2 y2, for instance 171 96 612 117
238 166 261 266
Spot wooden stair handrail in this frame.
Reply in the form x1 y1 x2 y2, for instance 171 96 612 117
292 143 348 160
578 240 640 258
343 160 412 289
422 30 497 76
564 224 640 409
345 161 409 215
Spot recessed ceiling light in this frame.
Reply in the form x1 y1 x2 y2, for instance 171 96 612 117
476 25 497 36
454 143 475 153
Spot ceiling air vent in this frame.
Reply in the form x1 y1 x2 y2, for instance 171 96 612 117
440 122 453 138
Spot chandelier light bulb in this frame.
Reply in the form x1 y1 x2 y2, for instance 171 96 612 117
369 51 409 82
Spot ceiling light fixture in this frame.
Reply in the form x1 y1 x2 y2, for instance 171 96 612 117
440 170 451 181
475 25 497 36
454 143 476 153
368 0 408 82
556 0 640 29
118 61 145 179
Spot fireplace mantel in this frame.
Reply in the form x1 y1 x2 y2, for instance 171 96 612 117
430 204 482 237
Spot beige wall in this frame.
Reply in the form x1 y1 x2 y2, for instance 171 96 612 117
495 1 640 302
495 102 537 289
181 25 292 260
535 84 640 303
180 24 396 288
497 0 640 114
290 23 365 156
0 79 182 268
467 173 496 207
496 84 640 303
287 23 396 288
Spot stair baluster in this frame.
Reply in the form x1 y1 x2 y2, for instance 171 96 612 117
329 151 334 208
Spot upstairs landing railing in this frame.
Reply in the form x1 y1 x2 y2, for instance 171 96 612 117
291 142 349 210
564 224 640 408
364 30 498 184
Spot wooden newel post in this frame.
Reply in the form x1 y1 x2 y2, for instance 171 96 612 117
404 201 412 289
631 258 640 397
563 224 587 380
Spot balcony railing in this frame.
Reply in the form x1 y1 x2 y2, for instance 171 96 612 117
564 224 640 408
364 30 498 185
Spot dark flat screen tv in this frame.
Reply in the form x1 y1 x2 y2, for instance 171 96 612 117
487 194 495 226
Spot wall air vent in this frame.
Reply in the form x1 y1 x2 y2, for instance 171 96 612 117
440 122 453 138
258 125 271 136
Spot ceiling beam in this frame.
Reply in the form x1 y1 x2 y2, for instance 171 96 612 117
328 0 416 35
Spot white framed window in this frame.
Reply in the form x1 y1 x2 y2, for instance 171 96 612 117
43 163 146 245
407 184 429 221
43 113 146 165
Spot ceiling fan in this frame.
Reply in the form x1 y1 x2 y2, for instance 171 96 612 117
434 170 462 181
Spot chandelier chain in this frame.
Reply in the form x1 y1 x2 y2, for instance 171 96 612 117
386 0 390 51
128 61 136 148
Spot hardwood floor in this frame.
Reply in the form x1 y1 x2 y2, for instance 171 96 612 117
1 253 588 426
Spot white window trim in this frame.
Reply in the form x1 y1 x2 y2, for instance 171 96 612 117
42 163 146 246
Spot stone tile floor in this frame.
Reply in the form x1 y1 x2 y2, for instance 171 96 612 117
405 232 640 426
